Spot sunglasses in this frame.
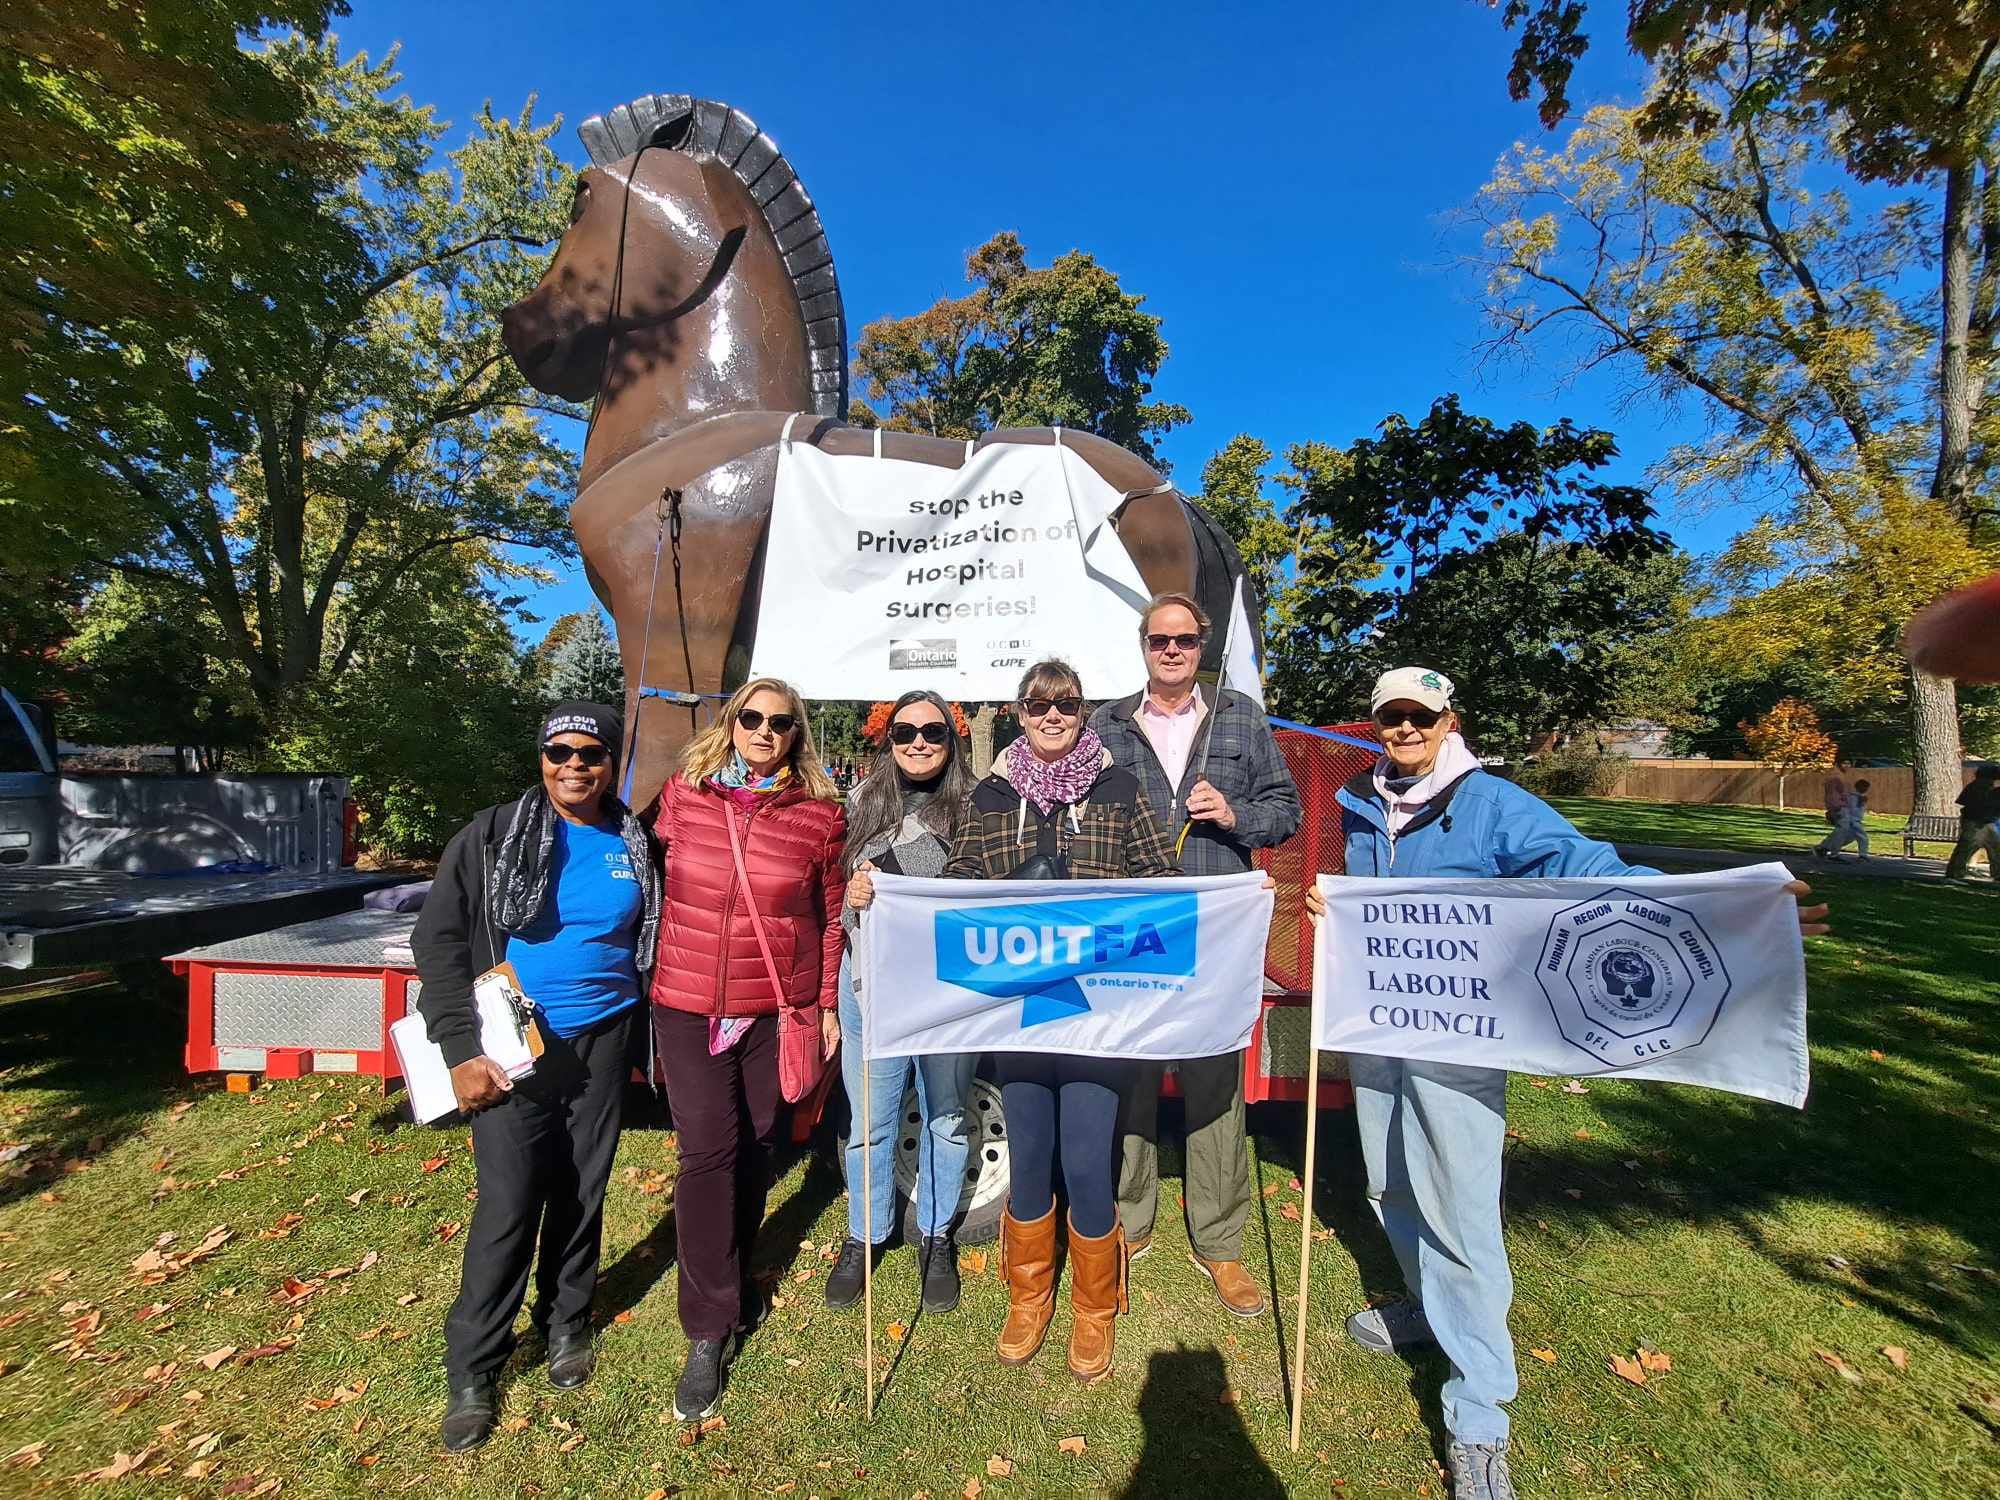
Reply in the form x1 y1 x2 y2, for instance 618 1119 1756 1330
542 742 611 767
735 709 798 734
1022 697 1084 719
1144 632 1205 653
1374 706 1445 730
888 721 951 746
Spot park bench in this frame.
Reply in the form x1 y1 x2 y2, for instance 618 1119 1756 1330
1899 813 1963 858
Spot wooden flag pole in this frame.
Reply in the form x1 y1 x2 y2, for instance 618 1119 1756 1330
858 923 876 1421
1289 888 1326 1454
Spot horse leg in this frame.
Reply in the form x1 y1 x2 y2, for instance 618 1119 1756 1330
577 449 777 804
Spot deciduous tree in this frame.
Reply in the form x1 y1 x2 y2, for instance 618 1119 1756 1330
1740 695 1838 809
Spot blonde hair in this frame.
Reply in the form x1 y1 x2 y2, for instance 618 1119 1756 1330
678 677 840 802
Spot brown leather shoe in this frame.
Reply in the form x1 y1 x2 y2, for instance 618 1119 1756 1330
996 1203 1059 1366
1066 1215 1127 1383
1190 1253 1267 1318
1126 1233 1151 1263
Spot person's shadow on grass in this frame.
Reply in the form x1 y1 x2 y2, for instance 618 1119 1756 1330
1117 1345 1286 1499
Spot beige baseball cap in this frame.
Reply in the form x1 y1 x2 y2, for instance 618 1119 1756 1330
1370 666 1455 714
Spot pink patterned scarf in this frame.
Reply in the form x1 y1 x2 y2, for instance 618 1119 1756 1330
1003 727 1105 815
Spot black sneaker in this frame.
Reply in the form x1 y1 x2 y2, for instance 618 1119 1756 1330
440 1375 500 1453
919 1232 960 1313
672 1332 738 1421
823 1238 877 1309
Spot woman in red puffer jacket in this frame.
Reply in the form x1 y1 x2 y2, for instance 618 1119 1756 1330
646 676 845 1423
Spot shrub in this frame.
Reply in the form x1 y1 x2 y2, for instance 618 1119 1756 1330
1517 740 1628 798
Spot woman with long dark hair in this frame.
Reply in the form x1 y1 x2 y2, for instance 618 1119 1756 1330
828 691 978 1313
646 677 846 1422
943 659 1176 1384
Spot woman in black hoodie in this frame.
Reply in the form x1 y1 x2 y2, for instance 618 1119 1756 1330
410 701 660 1454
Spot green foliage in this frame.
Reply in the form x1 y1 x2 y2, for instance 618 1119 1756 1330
1516 739 1628 798
264 548 541 858
1214 396 1680 754
57 579 262 768
530 609 625 706
853 231 1190 467
3 29 578 723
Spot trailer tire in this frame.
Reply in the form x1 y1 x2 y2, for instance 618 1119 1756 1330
836 1064 1010 1245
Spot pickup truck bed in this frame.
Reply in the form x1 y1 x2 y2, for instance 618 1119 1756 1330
0 867 411 969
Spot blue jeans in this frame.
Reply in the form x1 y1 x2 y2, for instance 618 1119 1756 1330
837 950 977 1243
1349 1054 1517 1444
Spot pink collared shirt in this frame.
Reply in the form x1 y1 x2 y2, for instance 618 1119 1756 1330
1137 688 1208 801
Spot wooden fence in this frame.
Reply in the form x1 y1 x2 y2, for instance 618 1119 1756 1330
1601 760 1975 817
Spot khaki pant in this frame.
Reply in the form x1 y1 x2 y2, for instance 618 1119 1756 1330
1116 1051 1251 1260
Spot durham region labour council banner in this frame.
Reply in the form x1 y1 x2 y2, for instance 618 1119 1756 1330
857 872 1274 1062
1311 863 1810 1107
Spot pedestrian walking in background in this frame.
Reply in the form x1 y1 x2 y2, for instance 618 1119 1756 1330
1947 765 2000 880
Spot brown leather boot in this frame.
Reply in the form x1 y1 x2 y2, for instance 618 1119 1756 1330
996 1202 1059 1365
1065 1215 1127 1383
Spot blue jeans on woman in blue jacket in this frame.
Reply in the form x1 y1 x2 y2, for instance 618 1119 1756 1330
837 950 977 1241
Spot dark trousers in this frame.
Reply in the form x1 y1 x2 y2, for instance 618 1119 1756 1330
1117 1051 1253 1258
993 1052 1131 1238
443 1006 636 1385
653 1007 783 1341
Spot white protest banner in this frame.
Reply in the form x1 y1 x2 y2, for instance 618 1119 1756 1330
1311 863 1809 1106
750 433 1153 701
857 872 1273 1061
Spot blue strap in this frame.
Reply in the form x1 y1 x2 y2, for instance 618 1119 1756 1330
1268 715 1380 753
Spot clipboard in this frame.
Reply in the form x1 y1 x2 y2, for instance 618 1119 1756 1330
391 962 543 1123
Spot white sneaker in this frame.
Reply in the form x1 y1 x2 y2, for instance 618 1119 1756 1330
1448 1440 1517 1500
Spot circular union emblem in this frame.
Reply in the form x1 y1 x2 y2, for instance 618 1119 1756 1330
1576 936 1676 1026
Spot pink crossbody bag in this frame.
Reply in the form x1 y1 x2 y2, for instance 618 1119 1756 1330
725 806 831 1103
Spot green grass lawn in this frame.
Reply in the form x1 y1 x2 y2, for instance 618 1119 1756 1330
1548 797 1919 856
0 870 1996 1496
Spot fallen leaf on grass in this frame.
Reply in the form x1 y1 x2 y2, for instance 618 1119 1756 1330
196 1346 238 1372
885 1322 907 1343
612 1309 634 1324
1561 1081 1591 1095
1563 1188 1583 1200
958 1250 988 1276
74 1445 156 1481
4 1441 47 1468
1608 1354 1647 1387
133 1302 171 1323
985 1455 1014 1478
1638 1347 1672 1374
355 1454 381 1467
1573 1129 1594 1141
1279 1202 1301 1222
184 1457 221 1480
237 1338 296 1365
186 1432 224 1459
395 1293 421 1307
435 1222 461 1243
1261 1182 1281 1198
1057 1436 1086 1456
1218 1388 1239 1406
1529 1079 1549 1089
421 1155 448 1173
1529 1348 1557 1364
258 1213 305 1240
1815 1349 1864 1385
131 1225 232 1280
344 1189 369 1207
304 1380 367 1411
962 1481 982 1500
558 1434 585 1453
498 1416 530 1434
1881 1346 1909 1370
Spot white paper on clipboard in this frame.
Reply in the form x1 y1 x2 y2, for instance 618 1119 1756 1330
391 968 538 1124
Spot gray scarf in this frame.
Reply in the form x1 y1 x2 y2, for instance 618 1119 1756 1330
488 786 661 973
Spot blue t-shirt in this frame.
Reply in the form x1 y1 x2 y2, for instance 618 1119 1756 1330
504 819 642 1038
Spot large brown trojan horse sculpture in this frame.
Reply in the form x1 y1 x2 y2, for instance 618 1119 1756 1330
502 94 1252 800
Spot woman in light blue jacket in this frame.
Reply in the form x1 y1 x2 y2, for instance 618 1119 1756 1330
1307 667 1827 1500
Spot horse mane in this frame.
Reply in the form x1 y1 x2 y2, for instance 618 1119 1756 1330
578 95 847 420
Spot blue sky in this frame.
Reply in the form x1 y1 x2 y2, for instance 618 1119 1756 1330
338 0 1691 636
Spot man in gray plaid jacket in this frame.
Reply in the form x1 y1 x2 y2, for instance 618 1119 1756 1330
1090 591 1301 1317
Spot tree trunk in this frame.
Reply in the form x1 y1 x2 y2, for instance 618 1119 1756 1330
1910 666 1963 817
1776 772 1786 813
968 705 998 777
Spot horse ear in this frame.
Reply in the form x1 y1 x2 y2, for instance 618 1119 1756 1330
646 110 695 152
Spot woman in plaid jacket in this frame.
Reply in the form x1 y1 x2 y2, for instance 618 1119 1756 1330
943 659 1175 1383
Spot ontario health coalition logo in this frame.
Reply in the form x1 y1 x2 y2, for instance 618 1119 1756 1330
935 892 1198 1029
1535 887 1732 1067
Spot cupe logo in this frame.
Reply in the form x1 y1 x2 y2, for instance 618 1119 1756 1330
934 892 1199 1028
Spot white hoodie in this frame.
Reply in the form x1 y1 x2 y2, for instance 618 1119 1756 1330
1371 732 1483 838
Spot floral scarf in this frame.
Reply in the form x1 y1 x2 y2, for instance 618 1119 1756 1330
707 752 793 1055
1002 726 1105 815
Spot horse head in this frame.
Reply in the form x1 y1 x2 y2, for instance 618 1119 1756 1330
502 95 848 473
